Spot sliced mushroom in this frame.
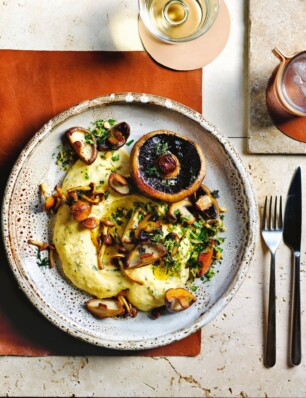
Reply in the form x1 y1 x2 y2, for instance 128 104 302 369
195 185 220 219
117 291 138 318
156 153 180 179
39 184 56 211
118 259 144 285
125 242 166 269
164 232 180 256
102 225 113 246
70 200 92 221
66 127 97 165
110 253 126 265
86 298 125 318
97 242 106 269
81 194 102 205
90 182 105 195
197 247 214 277
165 288 196 313
101 218 116 227
98 122 130 151
108 172 131 195
168 199 196 225
134 214 162 240
55 185 67 202
67 185 92 193
121 209 144 244
82 217 99 229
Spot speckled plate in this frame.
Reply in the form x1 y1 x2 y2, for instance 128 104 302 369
2 93 257 350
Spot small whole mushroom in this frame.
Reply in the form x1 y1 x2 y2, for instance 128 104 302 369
70 200 92 221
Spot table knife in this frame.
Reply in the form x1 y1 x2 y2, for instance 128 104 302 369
283 167 302 366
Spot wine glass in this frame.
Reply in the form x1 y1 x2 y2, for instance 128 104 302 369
138 0 219 44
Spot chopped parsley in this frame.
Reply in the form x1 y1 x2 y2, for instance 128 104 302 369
211 190 220 198
53 145 76 171
85 133 95 145
126 139 135 146
36 249 49 267
138 246 146 254
190 167 197 183
104 190 110 200
155 142 168 156
146 165 160 178
88 118 116 145
111 154 120 162
84 168 90 180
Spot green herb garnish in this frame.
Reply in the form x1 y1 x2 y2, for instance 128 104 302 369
36 250 49 267
111 154 120 162
146 165 160 178
126 139 135 146
155 142 168 156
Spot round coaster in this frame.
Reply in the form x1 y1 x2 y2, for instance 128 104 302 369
138 0 231 71
266 68 306 143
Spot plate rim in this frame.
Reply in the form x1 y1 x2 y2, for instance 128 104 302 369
1 92 258 350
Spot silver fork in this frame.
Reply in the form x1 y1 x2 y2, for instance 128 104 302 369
262 196 283 367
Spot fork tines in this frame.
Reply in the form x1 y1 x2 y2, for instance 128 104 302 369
262 196 283 231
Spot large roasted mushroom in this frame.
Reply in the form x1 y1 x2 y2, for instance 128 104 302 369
130 130 206 203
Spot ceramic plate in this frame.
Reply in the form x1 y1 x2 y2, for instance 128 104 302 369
2 93 257 350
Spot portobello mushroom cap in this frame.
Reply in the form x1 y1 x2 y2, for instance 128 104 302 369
130 130 206 202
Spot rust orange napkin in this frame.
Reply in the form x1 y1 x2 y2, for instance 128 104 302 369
0 50 202 356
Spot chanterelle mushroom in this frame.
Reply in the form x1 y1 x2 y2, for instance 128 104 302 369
130 130 206 202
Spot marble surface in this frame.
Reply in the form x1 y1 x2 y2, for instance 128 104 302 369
1 1 306 397
248 0 306 153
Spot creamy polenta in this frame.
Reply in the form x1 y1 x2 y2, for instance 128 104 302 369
53 148 191 311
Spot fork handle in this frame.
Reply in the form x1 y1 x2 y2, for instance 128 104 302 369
265 252 276 367
291 253 301 366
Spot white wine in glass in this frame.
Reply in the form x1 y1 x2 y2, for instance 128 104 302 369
139 0 219 43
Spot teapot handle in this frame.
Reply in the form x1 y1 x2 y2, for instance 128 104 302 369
272 48 291 63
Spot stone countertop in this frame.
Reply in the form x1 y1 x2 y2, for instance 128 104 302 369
1 1 306 397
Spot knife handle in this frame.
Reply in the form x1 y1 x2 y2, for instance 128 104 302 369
291 253 301 366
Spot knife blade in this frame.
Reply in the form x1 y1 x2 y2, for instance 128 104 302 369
283 167 302 366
